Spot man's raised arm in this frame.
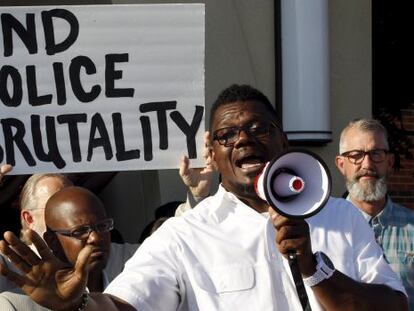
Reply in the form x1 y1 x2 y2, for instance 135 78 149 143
0 230 135 311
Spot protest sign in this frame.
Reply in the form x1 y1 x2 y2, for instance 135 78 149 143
0 4 205 174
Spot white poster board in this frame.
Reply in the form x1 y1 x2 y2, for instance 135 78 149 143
0 4 205 174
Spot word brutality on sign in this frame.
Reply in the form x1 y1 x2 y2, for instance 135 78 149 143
0 4 205 174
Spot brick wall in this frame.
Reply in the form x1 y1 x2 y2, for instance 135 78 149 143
387 105 414 210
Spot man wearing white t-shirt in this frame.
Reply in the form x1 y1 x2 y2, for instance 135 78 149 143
0 85 408 310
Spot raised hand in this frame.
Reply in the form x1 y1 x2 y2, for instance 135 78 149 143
179 131 214 198
0 230 92 311
0 164 12 183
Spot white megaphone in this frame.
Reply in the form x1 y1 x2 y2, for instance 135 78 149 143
254 149 331 219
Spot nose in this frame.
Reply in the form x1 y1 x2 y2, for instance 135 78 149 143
360 152 375 168
233 128 253 147
86 229 103 244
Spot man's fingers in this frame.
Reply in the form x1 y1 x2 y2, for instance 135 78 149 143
0 164 12 175
0 263 45 297
26 230 55 261
0 164 12 184
203 131 211 146
0 261 29 288
275 225 307 244
3 231 41 267
271 213 307 231
179 156 190 178
277 237 308 255
0 240 32 274
179 156 206 188
73 245 94 281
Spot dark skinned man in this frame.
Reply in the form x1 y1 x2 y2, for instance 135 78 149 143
0 85 407 310
0 185 137 310
44 186 113 293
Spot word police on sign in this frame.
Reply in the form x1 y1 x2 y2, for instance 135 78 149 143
0 4 205 174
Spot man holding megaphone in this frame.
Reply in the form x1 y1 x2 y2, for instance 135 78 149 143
0 85 408 311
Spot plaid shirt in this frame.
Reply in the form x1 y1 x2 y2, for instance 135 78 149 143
352 197 414 310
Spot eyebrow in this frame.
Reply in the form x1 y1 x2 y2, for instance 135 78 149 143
215 117 274 128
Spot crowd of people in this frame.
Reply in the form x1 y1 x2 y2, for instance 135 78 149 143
0 84 412 310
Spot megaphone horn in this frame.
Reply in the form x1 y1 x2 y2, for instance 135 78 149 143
254 149 331 219
255 167 305 201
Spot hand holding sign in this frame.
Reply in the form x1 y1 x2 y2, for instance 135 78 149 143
0 164 12 183
179 131 213 198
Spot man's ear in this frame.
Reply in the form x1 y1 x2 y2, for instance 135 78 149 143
335 155 346 175
21 210 34 227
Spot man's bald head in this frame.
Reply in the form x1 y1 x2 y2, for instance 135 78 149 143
45 186 106 228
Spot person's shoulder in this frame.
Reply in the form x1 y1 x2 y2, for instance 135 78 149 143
389 200 414 221
0 291 50 310
175 192 219 220
391 200 414 214
105 242 140 284
148 196 217 241
146 190 225 242
0 293 14 310
320 196 361 215
308 196 364 227
110 242 139 257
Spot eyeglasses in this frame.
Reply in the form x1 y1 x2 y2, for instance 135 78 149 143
50 218 114 240
213 122 280 147
340 149 389 165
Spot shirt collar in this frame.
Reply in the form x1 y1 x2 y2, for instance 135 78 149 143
346 194 392 226
375 196 393 225
369 197 393 228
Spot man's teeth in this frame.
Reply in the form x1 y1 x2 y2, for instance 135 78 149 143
241 163 262 169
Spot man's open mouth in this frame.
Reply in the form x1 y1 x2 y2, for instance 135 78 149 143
235 155 266 172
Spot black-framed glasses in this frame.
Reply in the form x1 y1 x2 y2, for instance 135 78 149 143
49 218 114 240
340 149 389 165
213 122 280 147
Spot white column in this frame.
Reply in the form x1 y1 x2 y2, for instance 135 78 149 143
281 0 331 142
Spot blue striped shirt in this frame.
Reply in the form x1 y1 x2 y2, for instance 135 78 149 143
354 197 414 310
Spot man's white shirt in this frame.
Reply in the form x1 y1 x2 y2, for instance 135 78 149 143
105 185 405 311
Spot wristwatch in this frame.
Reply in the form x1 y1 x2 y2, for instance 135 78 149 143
303 251 335 287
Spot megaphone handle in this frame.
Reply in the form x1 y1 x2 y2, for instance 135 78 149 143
287 251 312 311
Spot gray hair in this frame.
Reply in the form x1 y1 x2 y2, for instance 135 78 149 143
19 173 72 211
19 173 73 243
339 118 389 154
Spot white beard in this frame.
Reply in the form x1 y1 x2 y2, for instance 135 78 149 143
346 175 387 202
